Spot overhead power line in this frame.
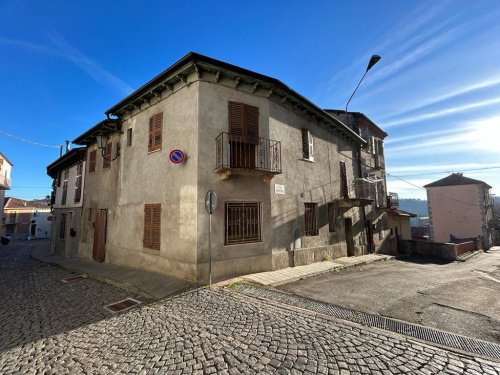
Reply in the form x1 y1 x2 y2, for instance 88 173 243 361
0 129 61 148
388 166 500 177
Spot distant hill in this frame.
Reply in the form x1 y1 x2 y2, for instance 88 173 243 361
398 198 428 217
398 199 428 226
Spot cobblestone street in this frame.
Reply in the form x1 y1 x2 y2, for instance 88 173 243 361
1 243 500 374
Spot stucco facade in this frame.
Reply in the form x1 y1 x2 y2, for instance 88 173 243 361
72 52 389 282
47 148 86 256
3 198 51 240
425 173 494 249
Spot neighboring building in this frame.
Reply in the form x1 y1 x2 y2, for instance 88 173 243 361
2 197 51 240
47 148 86 256
424 173 494 249
71 52 389 282
0 152 13 232
326 110 390 253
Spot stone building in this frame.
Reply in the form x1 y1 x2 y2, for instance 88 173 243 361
424 173 494 249
47 147 86 255
70 52 389 282
326 110 391 253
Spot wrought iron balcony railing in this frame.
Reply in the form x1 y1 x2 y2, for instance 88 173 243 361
215 132 282 175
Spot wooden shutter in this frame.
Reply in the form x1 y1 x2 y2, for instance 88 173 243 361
228 101 245 137
245 104 259 144
61 169 69 205
328 203 337 232
143 204 161 250
102 143 112 169
126 128 133 147
89 150 96 173
228 102 259 144
340 161 348 199
74 162 82 203
148 113 163 152
302 129 310 159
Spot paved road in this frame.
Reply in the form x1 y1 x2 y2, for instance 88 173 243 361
279 248 500 344
1 241 499 374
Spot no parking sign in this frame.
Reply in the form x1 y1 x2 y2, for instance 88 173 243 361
169 149 185 164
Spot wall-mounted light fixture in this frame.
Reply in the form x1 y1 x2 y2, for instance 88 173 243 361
96 134 120 161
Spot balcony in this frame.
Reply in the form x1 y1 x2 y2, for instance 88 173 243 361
388 192 399 208
215 132 282 180
338 179 375 208
0 174 11 190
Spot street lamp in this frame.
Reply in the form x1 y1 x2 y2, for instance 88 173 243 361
95 134 120 161
345 55 381 114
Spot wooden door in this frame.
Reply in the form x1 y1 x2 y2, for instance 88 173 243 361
345 218 355 257
366 220 374 253
93 209 107 263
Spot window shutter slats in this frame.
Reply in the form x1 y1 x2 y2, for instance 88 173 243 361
89 150 96 173
102 143 112 169
143 204 161 250
228 101 245 136
148 113 163 152
245 105 259 144
154 112 163 148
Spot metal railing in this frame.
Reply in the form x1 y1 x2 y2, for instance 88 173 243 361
215 132 282 174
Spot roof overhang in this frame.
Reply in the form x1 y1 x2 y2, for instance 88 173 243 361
104 52 366 146
324 109 388 139
72 119 122 146
0 152 14 167
46 147 87 178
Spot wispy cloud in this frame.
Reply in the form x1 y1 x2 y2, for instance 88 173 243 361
386 115 500 157
384 97 500 127
382 76 500 122
384 127 467 145
0 34 132 95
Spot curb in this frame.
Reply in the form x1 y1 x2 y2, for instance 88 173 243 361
30 249 156 302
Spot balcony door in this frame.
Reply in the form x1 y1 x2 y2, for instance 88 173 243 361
228 101 259 169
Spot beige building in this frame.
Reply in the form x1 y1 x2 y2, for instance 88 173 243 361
47 147 86 256
0 152 13 232
424 173 494 249
2 197 51 240
70 52 391 282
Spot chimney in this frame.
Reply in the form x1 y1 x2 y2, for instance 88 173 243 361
65 141 71 154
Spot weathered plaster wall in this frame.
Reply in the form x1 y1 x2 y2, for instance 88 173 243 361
196 76 365 281
79 78 200 281
53 161 86 209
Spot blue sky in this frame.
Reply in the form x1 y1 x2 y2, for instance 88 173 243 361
1 0 499 201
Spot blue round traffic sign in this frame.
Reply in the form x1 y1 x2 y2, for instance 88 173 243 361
169 149 185 164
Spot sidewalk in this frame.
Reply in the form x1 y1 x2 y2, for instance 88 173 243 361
31 240 393 297
239 253 394 286
30 241 195 301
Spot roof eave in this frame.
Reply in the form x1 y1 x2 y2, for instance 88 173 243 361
104 52 365 145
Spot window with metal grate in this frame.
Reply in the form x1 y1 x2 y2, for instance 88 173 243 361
304 202 318 236
225 202 262 245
